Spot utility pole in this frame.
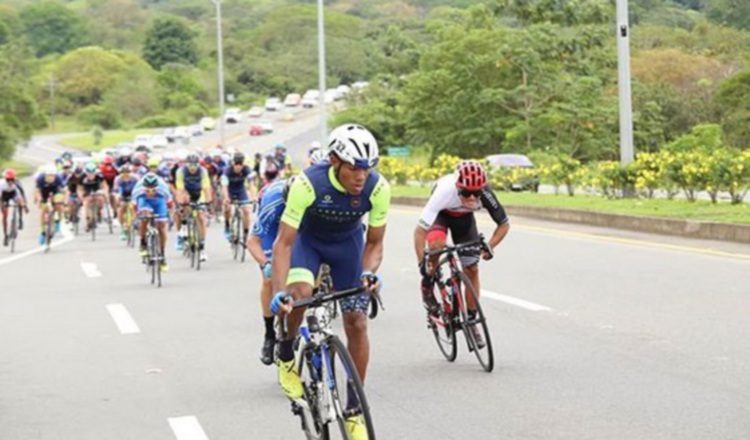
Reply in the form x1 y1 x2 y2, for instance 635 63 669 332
211 0 226 148
617 0 634 165
317 0 328 145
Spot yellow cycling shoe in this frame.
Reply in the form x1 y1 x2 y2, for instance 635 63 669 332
277 358 303 400
160 262 169 272
345 415 369 440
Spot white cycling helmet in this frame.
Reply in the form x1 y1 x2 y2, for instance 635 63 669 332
309 148 329 165
119 147 132 157
43 164 57 175
328 124 379 168
163 151 175 161
310 141 321 150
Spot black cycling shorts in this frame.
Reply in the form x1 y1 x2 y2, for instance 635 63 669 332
426 212 480 267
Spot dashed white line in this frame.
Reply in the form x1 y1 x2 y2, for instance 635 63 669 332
106 304 141 335
481 290 553 312
81 262 102 278
0 223 74 267
168 416 210 440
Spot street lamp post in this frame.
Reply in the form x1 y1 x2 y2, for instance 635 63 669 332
317 0 328 145
616 0 634 166
211 0 226 149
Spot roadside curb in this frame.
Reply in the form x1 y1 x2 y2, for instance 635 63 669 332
392 196 750 244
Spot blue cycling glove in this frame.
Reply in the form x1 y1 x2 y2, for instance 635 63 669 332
270 291 290 315
262 261 273 279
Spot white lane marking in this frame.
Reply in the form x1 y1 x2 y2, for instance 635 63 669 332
168 416 210 440
81 262 102 278
106 304 141 335
0 222 74 267
481 290 552 312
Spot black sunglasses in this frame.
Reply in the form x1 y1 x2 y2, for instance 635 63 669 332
459 188 482 198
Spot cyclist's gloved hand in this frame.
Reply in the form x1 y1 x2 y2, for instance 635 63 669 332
418 258 430 278
361 271 382 294
270 291 292 315
261 261 272 279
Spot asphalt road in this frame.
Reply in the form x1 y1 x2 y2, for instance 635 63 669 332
5 108 750 439
1 185 750 440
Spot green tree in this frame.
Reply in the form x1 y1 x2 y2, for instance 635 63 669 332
20 1 87 57
53 46 128 107
142 17 199 70
714 69 750 148
0 42 45 160
706 0 750 31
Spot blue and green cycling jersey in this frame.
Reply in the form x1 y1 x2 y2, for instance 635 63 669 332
281 163 391 241
250 179 286 257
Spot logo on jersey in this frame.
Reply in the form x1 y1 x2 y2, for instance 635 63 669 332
350 197 361 208
322 194 333 204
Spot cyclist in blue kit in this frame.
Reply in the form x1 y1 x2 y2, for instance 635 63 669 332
221 152 255 242
248 147 328 366
269 124 391 440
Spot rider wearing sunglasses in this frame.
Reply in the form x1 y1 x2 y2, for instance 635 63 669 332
413 160 510 329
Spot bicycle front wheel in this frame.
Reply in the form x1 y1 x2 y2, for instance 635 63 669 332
429 293 458 362
456 272 494 372
326 335 376 440
296 343 331 440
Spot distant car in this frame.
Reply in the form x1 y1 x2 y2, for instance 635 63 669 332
249 119 274 136
284 93 302 107
302 89 320 108
150 135 169 149
336 84 351 98
281 111 294 122
264 98 282 112
224 108 242 123
248 106 264 118
200 117 216 131
324 89 338 104
190 124 204 136
485 153 540 192
133 135 151 150
166 126 190 143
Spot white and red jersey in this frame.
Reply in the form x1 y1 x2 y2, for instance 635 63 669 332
417 173 508 230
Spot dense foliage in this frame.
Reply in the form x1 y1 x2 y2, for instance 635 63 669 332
0 0 749 164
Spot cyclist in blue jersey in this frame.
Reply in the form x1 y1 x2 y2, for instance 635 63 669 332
113 165 139 241
133 173 172 272
34 164 66 245
221 152 255 241
270 124 391 440
247 177 289 365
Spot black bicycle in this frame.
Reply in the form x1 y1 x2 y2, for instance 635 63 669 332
3 200 21 253
228 200 246 262
182 202 205 270
43 197 64 253
140 213 163 287
278 277 383 439
423 235 494 372
69 196 81 236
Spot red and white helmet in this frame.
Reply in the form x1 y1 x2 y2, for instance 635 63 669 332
4 169 16 180
455 160 487 191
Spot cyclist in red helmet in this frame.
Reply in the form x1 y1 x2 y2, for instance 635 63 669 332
413 160 510 342
1 169 30 246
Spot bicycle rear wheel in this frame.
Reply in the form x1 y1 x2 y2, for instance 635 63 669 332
296 343 331 440
195 215 203 271
105 200 114 234
456 272 494 372
45 207 54 252
88 204 97 242
326 335 376 440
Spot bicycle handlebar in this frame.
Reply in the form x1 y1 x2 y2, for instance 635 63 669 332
425 234 492 259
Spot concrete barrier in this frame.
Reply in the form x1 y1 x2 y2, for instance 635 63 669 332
392 197 750 244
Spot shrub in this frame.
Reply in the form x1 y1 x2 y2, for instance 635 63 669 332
76 105 122 130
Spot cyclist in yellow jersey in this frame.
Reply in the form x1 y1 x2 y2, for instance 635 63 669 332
175 153 212 261
270 124 390 440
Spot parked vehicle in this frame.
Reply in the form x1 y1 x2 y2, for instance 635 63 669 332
224 108 242 123
249 119 274 136
200 117 216 131
150 135 169 149
264 98 282 111
248 106 264 117
485 154 540 192
284 93 302 107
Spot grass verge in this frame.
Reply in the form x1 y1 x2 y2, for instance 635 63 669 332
392 185 750 225
0 159 34 177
